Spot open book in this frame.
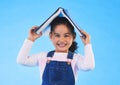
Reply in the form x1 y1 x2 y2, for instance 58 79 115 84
34 7 85 38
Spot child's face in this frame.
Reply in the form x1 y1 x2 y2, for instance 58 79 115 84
50 24 74 53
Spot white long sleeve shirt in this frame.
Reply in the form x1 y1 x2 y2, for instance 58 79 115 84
17 39 95 81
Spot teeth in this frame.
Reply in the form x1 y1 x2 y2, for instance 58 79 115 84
57 43 67 47
59 44 65 47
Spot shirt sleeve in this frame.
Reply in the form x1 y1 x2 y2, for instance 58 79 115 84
76 44 95 71
16 39 41 66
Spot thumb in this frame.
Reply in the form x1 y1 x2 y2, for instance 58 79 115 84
38 32 42 37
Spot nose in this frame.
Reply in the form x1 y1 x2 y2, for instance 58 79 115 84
59 36 65 42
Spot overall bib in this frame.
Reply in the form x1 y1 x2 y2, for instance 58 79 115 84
42 51 75 85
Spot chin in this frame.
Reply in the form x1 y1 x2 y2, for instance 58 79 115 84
55 49 68 53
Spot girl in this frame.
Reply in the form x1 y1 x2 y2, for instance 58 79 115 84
17 17 95 85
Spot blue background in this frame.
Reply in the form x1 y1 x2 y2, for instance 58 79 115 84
0 0 120 85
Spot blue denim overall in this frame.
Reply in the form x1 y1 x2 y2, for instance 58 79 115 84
42 51 75 85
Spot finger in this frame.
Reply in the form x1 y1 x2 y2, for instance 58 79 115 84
31 26 38 29
30 26 38 32
81 30 90 38
80 36 86 44
78 30 86 39
30 26 38 33
80 35 86 40
38 32 42 36
79 29 88 35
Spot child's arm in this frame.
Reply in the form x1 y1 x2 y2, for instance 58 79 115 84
76 44 95 70
76 30 95 70
17 26 42 66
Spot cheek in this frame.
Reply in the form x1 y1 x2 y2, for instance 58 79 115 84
51 37 58 44
67 38 74 44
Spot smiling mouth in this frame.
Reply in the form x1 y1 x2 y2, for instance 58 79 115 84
57 43 67 48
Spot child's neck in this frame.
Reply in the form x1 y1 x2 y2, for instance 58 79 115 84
55 50 68 53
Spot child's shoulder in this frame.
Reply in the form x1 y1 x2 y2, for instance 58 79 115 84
32 51 47 58
73 53 82 59
36 52 48 61
73 53 81 56
38 51 48 56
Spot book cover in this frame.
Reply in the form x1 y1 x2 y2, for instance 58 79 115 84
34 7 85 38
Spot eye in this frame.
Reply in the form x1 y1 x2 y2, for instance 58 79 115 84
64 34 71 37
54 34 60 37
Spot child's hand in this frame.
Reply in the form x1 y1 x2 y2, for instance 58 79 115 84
28 26 42 42
79 30 90 45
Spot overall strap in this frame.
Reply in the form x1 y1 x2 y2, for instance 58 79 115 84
47 50 55 57
47 50 55 63
46 50 74 64
67 51 74 59
67 51 74 64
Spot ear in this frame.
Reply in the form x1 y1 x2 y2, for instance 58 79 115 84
73 33 76 41
49 32 52 40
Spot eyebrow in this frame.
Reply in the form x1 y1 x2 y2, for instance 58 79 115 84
53 32 72 35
